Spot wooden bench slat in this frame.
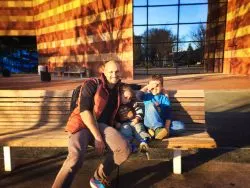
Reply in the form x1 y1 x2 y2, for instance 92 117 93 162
170 98 205 102
0 114 69 118
172 106 204 111
0 106 70 111
0 102 70 107
166 141 217 149
172 114 205 120
171 102 204 107
0 102 204 107
0 117 68 121
0 121 66 125
175 119 205 124
1 110 203 116
172 111 205 115
0 98 71 102
0 90 73 97
1 138 68 147
1 132 68 138
0 110 70 115
0 90 204 98
0 119 205 125
168 90 204 97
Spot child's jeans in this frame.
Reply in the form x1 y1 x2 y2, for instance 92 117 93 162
119 121 150 143
144 103 185 135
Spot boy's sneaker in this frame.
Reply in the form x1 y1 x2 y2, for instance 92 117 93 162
148 128 155 138
155 128 169 140
89 178 110 188
139 141 149 153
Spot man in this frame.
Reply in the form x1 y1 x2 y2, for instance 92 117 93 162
52 60 131 188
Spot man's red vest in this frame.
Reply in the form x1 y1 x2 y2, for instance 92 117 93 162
65 74 121 133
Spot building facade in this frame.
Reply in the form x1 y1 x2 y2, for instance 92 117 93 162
0 0 249 78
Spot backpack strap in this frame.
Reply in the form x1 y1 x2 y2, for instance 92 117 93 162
76 78 100 108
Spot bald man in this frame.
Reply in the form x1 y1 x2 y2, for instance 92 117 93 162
52 60 131 188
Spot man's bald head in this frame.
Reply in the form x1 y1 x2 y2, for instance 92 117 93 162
103 60 121 85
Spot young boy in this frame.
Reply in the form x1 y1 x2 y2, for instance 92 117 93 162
116 84 150 152
136 75 185 140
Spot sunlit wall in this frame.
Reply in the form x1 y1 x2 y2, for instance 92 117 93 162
205 1 227 73
1 0 249 76
224 0 250 75
0 0 133 78
0 0 35 36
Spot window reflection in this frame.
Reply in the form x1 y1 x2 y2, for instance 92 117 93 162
180 5 208 23
180 0 208 3
149 0 178 5
149 6 178 24
134 26 147 37
134 0 147 6
134 7 147 25
178 23 206 42
133 0 227 72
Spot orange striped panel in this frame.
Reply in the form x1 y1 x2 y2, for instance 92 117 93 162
42 60 134 78
225 35 250 50
223 0 250 74
0 22 34 30
38 38 133 56
36 15 132 43
0 0 35 36
0 7 34 16
34 0 126 23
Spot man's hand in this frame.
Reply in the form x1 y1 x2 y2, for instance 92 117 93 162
94 136 106 155
131 117 139 125
115 122 121 129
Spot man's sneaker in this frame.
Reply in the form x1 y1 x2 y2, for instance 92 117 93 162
148 128 155 138
90 177 106 188
139 141 149 153
155 128 169 140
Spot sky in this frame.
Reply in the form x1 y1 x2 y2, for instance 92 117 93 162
133 0 210 49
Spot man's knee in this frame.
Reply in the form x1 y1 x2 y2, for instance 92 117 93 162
115 142 131 165
65 152 84 170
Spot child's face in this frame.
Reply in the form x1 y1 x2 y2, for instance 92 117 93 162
149 80 163 95
121 90 132 104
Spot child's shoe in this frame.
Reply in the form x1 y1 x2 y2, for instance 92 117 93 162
155 128 169 140
139 141 149 153
148 128 155 138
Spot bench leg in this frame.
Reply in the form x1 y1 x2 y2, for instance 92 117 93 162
3 146 12 171
173 149 182 174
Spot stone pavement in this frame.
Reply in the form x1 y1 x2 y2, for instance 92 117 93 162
0 73 250 90
0 148 250 188
0 73 250 187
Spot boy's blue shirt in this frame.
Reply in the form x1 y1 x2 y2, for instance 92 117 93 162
142 92 171 121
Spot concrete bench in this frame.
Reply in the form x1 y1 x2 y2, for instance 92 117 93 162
0 90 216 174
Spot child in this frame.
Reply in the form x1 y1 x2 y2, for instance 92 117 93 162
115 84 151 152
136 75 185 140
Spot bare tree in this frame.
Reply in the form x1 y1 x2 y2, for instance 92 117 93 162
142 28 176 67
191 24 206 50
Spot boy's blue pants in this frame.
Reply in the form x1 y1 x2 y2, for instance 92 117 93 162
144 103 185 135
